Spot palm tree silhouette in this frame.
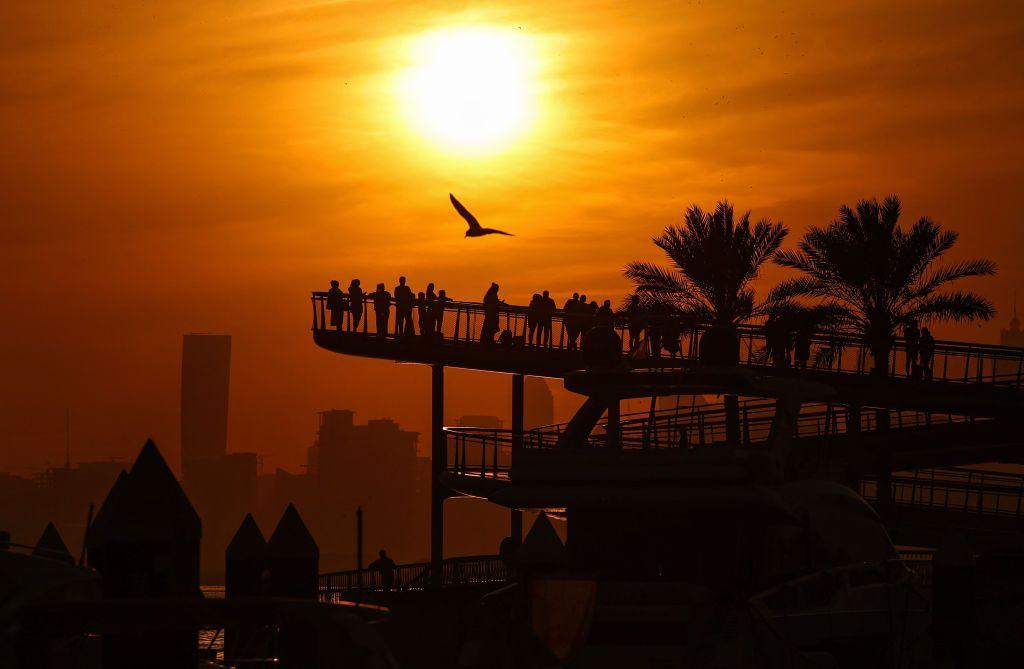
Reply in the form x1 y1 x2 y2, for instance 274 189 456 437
772 195 995 377
625 200 788 363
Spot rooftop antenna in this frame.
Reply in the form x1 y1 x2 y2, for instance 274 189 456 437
65 408 71 469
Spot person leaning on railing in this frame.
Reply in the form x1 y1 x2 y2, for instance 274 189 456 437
326 280 346 330
369 283 391 337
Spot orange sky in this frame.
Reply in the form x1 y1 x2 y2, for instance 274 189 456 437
2 0 1023 473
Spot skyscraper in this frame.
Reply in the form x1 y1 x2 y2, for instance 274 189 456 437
180 334 231 485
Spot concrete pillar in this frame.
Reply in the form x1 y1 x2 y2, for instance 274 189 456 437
724 394 741 446
430 364 445 587
875 409 893 522
606 396 621 448
511 374 525 546
511 510 523 546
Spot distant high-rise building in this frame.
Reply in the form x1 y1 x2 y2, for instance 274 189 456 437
181 334 231 484
306 410 423 568
1000 302 1024 348
525 377 554 428
997 301 1024 381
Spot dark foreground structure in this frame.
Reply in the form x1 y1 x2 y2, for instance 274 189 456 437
313 290 1024 668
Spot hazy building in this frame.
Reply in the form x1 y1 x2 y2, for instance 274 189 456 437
180 334 231 484
307 410 424 569
997 304 1024 381
525 376 554 428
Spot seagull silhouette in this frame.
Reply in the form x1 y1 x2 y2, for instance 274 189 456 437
450 194 514 237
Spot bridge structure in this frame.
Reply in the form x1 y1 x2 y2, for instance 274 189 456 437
311 290 1024 587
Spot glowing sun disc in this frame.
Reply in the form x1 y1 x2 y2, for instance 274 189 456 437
401 27 536 151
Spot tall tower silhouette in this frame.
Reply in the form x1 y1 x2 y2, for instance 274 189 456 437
180 334 231 484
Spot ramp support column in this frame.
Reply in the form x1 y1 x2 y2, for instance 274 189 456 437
511 374 524 544
430 364 445 587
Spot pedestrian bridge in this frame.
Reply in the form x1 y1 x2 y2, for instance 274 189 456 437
311 291 1024 414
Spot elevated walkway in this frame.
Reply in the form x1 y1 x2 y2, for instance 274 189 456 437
312 292 1024 401
319 555 509 604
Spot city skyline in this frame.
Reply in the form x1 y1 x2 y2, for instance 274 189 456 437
3 1 1024 475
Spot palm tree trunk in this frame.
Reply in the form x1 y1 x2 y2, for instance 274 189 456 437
870 340 891 378
724 394 741 446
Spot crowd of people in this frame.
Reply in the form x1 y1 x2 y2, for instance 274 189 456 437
323 279 940 377
326 277 451 339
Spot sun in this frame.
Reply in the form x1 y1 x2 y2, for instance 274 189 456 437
401 27 537 153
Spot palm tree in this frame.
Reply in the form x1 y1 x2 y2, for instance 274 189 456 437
772 195 995 377
624 200 788 363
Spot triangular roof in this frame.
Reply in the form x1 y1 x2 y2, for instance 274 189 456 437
517 513 567 568
86 469 129 548
267 504 318 558
91 440 201 545
226 514 267 560
33 522 74 564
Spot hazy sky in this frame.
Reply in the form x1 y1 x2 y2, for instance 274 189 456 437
2 0 1023 472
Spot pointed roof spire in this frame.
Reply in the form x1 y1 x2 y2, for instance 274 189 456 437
86 469 129 549
91 440 201 545
33 522 74 564
267 504 318 559
227 514 267 560
517 512 567 568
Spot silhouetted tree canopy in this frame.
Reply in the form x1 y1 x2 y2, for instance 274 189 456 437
624 200 789 326
771 195 996 375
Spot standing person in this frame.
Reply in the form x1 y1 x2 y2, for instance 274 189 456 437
647 317 663 358
579 299 598 345
369 549 397 591
626 301 645 353
426 283 437 312
595 299 614 327
903 319 921 377
527 293 543 346
431 289 449 338
348 279 364 331
563 293 581 351
919 327 935 380
326 280 345 330
540 290 556 348
370 282 391 337
794 328 812 370
481 282 503 345
394 276 415 337
417 292 431 338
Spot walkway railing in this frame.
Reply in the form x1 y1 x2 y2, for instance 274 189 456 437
312 291 1024 386
861 467 1024 519
444 400 979 478
318 554 509 601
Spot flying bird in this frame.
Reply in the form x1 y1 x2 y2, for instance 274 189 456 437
450 193 514 237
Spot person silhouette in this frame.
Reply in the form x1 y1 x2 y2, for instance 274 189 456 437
626 301 644 353
563 292 581 351
417 292 430 338
794 327 812 370
370 282 391 337
579 300 598 345
527 293 543 346
481 283 503 345
432 289 449 338
369 549 397 591
540 290 556 347
348 279 364 331
920 327 935 380
595 299 614 328
903 319 921 377
394 276 415 337
326 280 345 330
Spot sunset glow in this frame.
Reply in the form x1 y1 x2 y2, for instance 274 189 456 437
400 27 537 153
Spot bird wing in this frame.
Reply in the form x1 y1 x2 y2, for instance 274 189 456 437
480 228 514 236
450 193 481 231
